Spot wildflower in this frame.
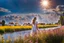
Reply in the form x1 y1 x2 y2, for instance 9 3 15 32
6 40 9 43
24 34 29 39
29 40 33 43
35 38 38 43
1 37 5 43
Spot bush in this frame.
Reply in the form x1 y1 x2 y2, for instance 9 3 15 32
0 29 4 34
45 35 64 43
5 28 14 33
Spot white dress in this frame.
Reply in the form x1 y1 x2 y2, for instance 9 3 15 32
30 21 38 35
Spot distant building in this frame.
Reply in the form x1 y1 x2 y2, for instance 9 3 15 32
38 23 45 25
23 23 32 26
14 22 21 26
0 22 2 26
9 22 14 26
55 23 59 25
46 23 52 25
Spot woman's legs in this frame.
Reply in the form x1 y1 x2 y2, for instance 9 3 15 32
30 30 37 37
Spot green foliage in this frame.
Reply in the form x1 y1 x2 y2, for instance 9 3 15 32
2 20 5 26
62 39 64 43
60 16 64 25
45 35 64 43
0 30 4 34
5 29 14 33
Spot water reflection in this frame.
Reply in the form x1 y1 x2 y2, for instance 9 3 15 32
2 26 60 40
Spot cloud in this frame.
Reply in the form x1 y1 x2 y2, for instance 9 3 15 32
56 5 64 8
0 7 11 13
0 13 60 24
56 5 64 11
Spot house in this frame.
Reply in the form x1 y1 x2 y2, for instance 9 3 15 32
23 23 32 26
9 22 14 26
0 22 2 26
38 23 45 25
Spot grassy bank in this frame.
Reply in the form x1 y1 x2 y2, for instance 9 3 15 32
0 25 58 34
0 26 64 43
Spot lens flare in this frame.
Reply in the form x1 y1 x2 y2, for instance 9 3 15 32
40 0 49 8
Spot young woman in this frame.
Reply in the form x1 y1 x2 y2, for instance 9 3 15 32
30 17 39 36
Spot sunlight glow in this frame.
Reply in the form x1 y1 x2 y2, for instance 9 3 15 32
40 0 49 8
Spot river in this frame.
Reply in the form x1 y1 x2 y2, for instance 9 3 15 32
0 26 61 40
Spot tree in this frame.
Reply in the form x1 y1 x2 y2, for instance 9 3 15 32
60 13 64 25
2 20 5 26
56 5 64 25
53 10 64 25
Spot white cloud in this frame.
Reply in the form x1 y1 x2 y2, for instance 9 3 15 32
0 13 59 24
56 5 64 11
0 7 11 13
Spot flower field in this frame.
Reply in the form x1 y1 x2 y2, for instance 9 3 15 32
0 25 64 43
0 25 58 34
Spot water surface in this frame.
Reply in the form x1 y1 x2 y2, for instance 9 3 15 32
1 26 60 40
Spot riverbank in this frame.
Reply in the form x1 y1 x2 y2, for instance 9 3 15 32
0 26 64 43
0 25 58 34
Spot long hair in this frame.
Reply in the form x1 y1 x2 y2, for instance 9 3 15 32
32 17 36 25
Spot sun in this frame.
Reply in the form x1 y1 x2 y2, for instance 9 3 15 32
40 0 49 8
43 0 48 6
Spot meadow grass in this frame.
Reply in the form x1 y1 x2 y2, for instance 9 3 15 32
0 26 64 43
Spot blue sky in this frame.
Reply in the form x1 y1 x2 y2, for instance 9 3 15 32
0 0 40 14
0 0 64 15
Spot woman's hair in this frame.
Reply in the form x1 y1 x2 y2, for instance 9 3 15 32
32 17 37 24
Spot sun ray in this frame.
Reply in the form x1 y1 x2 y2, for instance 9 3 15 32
40 0 49 8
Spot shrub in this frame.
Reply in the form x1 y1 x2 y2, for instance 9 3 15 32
45 34 64 43
0 29 4 34
5 28 14 33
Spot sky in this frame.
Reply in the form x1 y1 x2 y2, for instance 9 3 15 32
0 0 64 24
0 0 64 14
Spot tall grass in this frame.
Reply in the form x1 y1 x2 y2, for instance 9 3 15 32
0 26 64 43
